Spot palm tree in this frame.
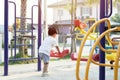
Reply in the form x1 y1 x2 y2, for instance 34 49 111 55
18 0 27 57
64 0 76 17
20 0 27 32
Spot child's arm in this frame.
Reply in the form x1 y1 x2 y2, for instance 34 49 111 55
55 46 61 54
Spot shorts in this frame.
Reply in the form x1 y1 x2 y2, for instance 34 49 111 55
39 53 50 63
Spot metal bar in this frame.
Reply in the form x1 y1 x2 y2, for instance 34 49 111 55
107 0 112 17
16 30 32 32
4 0 8 76
10 40 13 57
0 34 2 64
31 5 38 57
44 0 47 38
16 17 32 20
9 1 17 57
9 57 38 61
16 44 33 46
38 0 42 71
105 0 108 16
99 0 106 80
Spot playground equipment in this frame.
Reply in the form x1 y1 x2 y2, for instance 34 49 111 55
74 18 97 40
71 18 97 61
105 37 120 69
76 18 120 80
0 34 2 64
50 49 69 58
9 1 37 60
4 0 42 76
3 0 114 79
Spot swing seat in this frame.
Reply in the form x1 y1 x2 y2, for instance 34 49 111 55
50 49 69 58
71 53 88 61
74 19 87 29
106 53 116 61
92 53 100 61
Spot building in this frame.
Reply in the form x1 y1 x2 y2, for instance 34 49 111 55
48 0 99 23
48 0 99 44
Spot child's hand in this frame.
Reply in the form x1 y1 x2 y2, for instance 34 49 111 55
58 51 61 54
51 50 54 53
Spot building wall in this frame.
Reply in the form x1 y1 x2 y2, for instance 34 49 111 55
53 8 71 22
52 5 98 23
92 5 100 20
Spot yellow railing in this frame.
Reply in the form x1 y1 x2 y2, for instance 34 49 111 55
74 18 97 40
76 18 120 80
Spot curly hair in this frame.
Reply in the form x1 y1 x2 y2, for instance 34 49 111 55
48 24 57 36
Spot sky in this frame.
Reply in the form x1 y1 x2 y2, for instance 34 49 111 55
0 0 61 25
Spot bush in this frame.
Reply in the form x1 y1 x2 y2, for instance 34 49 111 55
111 13 120 23
9 52 37 65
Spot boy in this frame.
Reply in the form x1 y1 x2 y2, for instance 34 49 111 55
39 25 60 77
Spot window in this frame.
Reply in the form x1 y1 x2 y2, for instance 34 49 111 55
57 9 63 16
82 7 91 16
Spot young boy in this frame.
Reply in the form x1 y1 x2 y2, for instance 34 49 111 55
39 25 60 77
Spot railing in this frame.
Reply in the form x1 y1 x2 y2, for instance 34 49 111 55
76 18 120 80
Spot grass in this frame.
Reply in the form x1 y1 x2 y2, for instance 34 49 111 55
0 54 71 66
8 53 37 65
0 52 38 66
0 63 4 66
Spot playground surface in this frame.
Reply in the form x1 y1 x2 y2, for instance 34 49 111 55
0 59 120 80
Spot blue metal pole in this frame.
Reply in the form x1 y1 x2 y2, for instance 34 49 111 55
99 0 105 80
38 0 42 71
4 0 9 76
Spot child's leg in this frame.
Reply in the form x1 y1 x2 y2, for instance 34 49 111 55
41 54 49 77
43 63 49 73
42 53 50 73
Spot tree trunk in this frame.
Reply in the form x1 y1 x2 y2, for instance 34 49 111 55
20 0 27 34
19 0 27 57
71 0 76 53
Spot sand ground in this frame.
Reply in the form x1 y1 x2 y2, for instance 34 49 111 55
0 59 120 80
